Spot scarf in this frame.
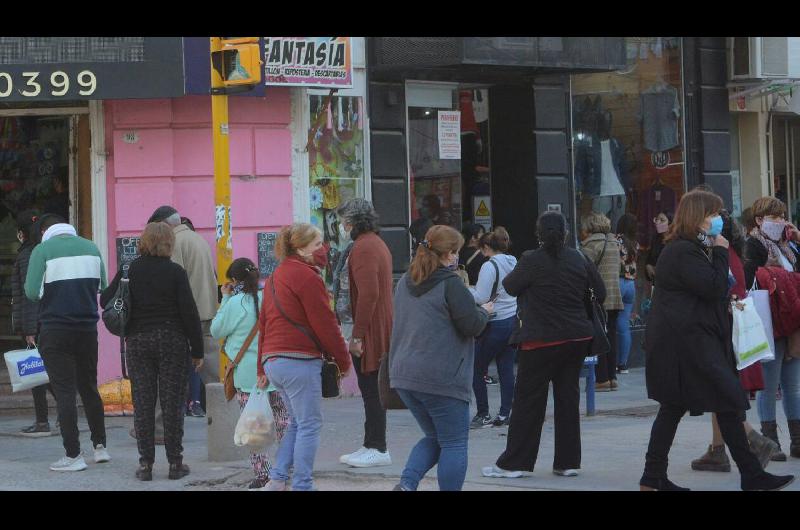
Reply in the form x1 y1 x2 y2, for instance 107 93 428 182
42 223 77 242
749 227 797 269
231 282 245 296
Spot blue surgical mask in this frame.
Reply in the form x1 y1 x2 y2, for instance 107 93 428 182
707 215 723 237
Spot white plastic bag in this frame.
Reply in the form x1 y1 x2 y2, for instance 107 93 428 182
233 384 275 451
749 283 776 358
4 347 49 392
731 298 774 370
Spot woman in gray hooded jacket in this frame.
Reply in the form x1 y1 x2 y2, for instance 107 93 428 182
389 224 492 491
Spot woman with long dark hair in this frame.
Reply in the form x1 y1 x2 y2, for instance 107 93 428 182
483 212 605 479
645 210 674 285
640 190 793 491
615 213 639 374
459 222 488 286
211 257 289 490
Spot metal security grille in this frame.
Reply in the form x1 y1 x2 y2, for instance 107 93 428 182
462 37 626 69
0 37 146 64
373 37 460 67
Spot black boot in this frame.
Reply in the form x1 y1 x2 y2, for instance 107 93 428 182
135 461 153 481
639 476 691 491
761 421 787 461
741 471 795 491
787 420 800 458
168 458 190 480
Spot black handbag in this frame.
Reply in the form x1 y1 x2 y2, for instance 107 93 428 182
101 276 130 378
270 277 341 398
378 350 406 410
581 251 611 357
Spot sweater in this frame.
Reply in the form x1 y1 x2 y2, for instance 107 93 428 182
348 232 394 373
12 241 39 336
470 253 518 321
171 225 218 321
458 245 488 286
102 256 204 358
257 255 350 376
211 291 274 392
389 268 489 403
25 235 107 332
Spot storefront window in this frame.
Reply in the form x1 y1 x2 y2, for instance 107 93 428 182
307 94 365 284
572 36 684 248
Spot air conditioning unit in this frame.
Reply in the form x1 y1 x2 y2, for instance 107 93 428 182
730 37 800 80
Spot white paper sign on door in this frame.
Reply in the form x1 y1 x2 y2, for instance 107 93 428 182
438 110 461 160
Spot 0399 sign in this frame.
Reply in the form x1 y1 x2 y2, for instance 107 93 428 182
0 70 97 98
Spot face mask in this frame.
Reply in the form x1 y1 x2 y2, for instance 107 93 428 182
446 254 458 271
707 215 723 237
762 220 786 241
231 282 245 296
17 232 24 244
655 221 669 234
312 244 329 269
338 223 350 242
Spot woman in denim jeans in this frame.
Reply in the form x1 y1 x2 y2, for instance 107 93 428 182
615 214 639 373
469 227 518 429
389 225 492 491
257 223 351 491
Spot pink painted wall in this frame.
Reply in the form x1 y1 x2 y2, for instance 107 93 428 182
97 92 294 384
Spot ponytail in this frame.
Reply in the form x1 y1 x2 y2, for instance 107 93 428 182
408 225 464 284
226 258 261 318
274 223 321 262
537 212 567 258
479 226 511 253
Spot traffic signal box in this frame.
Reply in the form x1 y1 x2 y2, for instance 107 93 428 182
211 37 262 89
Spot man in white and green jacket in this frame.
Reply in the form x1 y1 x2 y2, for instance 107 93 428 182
25 214 109 472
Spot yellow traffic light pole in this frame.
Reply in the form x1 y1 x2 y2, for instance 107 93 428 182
210 37 233 381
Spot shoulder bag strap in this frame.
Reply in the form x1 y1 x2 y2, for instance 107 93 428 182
229 321 259 371
270 276 329 357
120 278 129 379
594 237 608 267
489 259 500 300
466 249 482 267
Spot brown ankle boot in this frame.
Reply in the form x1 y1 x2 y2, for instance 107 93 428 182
135 462 153 481
690 444 731 472
168 458 190 480
748 429 779 469
761 421 787 461
787 420 800 458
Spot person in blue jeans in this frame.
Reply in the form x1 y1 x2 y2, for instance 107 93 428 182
389 225 491 491
469 227 518 428
616 214 639 373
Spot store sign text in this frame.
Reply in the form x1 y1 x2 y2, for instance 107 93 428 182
0 70 97 98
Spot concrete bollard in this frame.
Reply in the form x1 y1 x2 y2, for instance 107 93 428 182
206 382 251 462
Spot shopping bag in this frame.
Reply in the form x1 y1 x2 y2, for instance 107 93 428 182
233 384 275 451
98 378 134 416
749 286 776 358
731 298 774 370
3 347 49 392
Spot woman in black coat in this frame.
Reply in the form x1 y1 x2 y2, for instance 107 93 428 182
640 190 793 491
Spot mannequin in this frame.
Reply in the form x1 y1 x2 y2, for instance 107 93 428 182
591 112 627 227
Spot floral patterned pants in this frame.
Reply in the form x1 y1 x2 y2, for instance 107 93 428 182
236 389 289 479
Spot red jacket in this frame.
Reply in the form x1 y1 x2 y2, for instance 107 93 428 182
755 266 800 338
257 255 350 376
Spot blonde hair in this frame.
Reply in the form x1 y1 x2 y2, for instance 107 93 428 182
409 225 463 285
274 223 321 261
581 211 611 235
139 222 175 257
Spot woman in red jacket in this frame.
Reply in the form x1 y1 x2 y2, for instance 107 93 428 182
256 223 351 491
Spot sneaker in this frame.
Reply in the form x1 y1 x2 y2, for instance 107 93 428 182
484 375 498 385
188 401 205 418
481 465 524 478
346 448 392 468
617 365 629 374
392 483 411 491
50 454 88 472
470 414 493 429
553 468 579 477
492 415 510 427
340 446 368 464
263 479 288 491
248 476 270 490
93 444 111 464
20 422 51 437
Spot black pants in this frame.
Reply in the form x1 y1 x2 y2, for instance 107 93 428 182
596 310 620 383
38 329 106 458
127 328 190 465
643 404 762 481
496 341 589 472
31 383 55 424
353 353 387 452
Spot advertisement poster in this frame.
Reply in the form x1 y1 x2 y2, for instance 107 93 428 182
438 111 461 160
263 37 352 88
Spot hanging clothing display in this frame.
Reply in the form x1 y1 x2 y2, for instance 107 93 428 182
640 83 680 153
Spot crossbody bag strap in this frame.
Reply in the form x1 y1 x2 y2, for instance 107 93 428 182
270 277 328 357
466 249 482 267
229 321 259 370
489 259 500 300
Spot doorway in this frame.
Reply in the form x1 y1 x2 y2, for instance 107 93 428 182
772 116 800 224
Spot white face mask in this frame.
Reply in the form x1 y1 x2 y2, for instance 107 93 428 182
339 223 351 242
762 220 786 241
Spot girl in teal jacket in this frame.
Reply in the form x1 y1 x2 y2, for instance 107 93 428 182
211 258 288 490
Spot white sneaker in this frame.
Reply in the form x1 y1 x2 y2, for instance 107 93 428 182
50 454 88 472
346 448 392 468
94 444 111 463
481 465 523 478
339 446 368 464
553 468 579 477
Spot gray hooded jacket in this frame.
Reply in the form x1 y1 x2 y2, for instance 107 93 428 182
389 267 489 402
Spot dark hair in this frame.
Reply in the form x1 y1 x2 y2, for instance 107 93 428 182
656 210 675 225
461 222 485 246
37 213 66 241
181 217 195 231
721 209 744 257
409 217 434 252
409 225 463 284
480 226 511 253
616 213 638 259
537 212 567 258
741 207 756 234
346 211 380 240
16 210 39 242
226 257 260 318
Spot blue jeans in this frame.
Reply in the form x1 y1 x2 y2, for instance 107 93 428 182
616 278 635 368
756 338 800 422
396 388 469 491
265 357 323 491
187 364 202 404
473 316 517 417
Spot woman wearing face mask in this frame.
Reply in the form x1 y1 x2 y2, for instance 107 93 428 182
257 223 351 491
645 211 673 285
640 190 793 491
744 197 800 461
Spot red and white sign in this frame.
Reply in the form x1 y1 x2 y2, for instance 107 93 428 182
438 111 461 160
